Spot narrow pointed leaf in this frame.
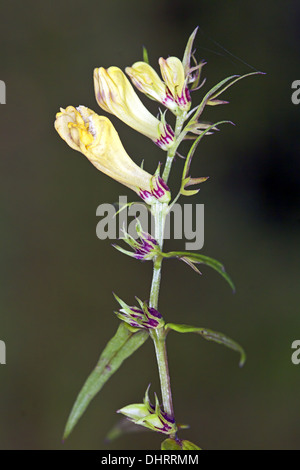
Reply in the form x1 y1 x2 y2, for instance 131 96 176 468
142 46 149 64
112 244 136 258
162 251 235 292
207 99 229 106
63 323 149 439
180 188 200 197
181 121 232 190
189 60 206 91
208 71 264 102
180 256 202 274
166 323 246 367
180 176 209 197
182 27 199 75
191 75 239 121
113 201 138 217
192 71 263 121
185 176 209 186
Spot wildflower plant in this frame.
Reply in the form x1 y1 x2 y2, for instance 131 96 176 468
55 28 261 450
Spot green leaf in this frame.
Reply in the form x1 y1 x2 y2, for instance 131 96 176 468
143 46 149 64
161 438 182 450
189 59 206 91
113 200 138 217
207 71 264 102
181 440 202 450
192 75 239 121
191 71 263 121
162 251 235 292
166 323 246 367
63 323 149 440
112 244 137 258
180 187 200 197
185 176 209 187
161 438 202 450
182 27 199 76
180 121 232 196
179 256 202 274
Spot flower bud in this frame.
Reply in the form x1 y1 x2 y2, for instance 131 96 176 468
118 386 177 435
114 220 160 261
114 294 164 330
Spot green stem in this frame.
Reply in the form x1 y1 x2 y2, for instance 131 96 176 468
162 112 187 183
151 327 174 421
149 203 175 435
149 202 165 309
148 112 187 438
149 256 162 309
149 201 166 308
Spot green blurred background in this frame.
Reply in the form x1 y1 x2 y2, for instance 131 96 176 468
0 0 299 450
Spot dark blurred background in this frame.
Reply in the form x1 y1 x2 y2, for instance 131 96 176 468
0 0 299 450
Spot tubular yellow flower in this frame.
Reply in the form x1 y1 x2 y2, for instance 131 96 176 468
125 62 170 105
126 59 191 115
54 105 170 203
93 66 174 150
126 58 191 115
159 56 191 112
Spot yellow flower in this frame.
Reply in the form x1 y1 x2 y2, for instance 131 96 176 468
125 62 168 104
93 66 174 150
54 105 170 203
126 57 191 115
159 57 191 112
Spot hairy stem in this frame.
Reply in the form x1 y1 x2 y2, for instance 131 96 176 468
162 112 187 183
149 203 175 434
149 112 187 437
151 327 174 421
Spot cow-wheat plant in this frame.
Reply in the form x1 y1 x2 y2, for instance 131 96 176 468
55 28 261 450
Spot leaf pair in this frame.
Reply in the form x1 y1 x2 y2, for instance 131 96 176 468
63 315 245 440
